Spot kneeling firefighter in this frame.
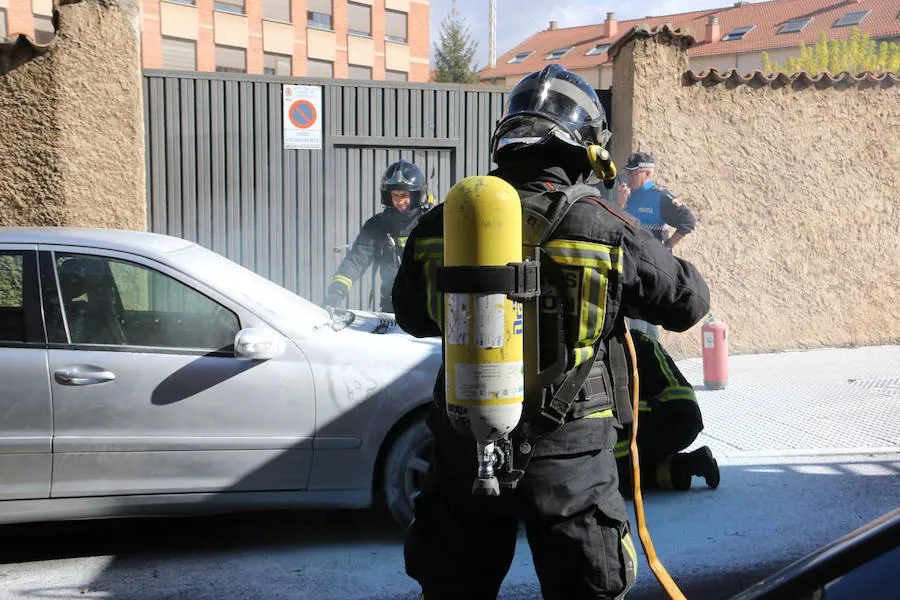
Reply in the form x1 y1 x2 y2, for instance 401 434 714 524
615 330 720 496
392 64 710 600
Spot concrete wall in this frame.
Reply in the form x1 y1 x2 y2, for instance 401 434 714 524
0 0 145 230
610 29 900 358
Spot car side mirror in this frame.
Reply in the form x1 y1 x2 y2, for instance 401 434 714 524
234 328 285 361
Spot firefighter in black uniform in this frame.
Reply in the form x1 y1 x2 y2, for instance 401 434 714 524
323 160 428 313
615 329 720 496
392 64 711 600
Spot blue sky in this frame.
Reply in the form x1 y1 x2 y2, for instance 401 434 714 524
429 0 763 68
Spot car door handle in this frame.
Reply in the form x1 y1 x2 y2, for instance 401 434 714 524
54 365 117 386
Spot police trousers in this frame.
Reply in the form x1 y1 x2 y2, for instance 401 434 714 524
405 406 637 600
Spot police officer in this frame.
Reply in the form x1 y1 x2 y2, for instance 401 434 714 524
393 64 710 600
323 160 427 313
617 152 696 252
617 152 697 339
615 329 720 497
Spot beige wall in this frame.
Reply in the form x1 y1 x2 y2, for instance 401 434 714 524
262 20 293 55
0 0 146 230
612 33 900 358
307 26 336 61
347 33 374 67
160 2 198 40
214 11 248 47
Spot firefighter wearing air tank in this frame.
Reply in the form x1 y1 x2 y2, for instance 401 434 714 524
323 160 428 313
393 64 710 600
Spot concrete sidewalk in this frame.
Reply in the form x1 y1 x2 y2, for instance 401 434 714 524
678 345 900 461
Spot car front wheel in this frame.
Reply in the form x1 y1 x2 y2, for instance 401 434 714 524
383 413 433 529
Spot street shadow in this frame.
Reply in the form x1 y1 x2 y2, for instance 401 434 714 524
3 459 899 600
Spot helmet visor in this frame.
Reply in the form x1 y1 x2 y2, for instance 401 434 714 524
382 162 424 191
505 67 605 139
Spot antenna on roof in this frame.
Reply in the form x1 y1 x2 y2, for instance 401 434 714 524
489 0 497 67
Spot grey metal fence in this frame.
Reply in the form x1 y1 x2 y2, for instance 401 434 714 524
143 70 509 309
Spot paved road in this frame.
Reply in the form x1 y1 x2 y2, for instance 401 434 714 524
1 346 898 600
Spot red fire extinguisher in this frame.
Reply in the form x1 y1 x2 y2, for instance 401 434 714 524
701 313 728 390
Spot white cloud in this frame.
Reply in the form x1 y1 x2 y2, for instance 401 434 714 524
430 0 763 69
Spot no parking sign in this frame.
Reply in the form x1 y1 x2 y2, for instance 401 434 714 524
283 85 322 150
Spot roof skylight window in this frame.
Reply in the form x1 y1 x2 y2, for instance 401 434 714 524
722 25 755 41
545 46 573 60
508 51 534 64
779 17 812 34
585 44 611 56
834 10 870 28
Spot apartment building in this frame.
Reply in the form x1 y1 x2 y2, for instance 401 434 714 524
0 0 431 81
479 0 900 89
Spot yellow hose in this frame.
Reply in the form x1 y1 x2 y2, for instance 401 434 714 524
624 329 687 600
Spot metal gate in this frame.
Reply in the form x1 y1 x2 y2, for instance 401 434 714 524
143 71 509 309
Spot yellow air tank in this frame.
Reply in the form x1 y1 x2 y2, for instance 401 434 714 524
442 176 525 495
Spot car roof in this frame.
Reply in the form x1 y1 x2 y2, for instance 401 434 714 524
0 227 195 258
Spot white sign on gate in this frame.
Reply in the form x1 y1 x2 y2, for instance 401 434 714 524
283 85 322 150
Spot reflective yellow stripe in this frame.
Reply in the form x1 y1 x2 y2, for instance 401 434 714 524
614 439 630 458
623 532 638 576
396 236 409 249
638 400 650 411
415 237 444 327
544 240 623 271
584 408 614 419
414 237 443 260
573 345 594 367
333 275 353 289
656 455 675 489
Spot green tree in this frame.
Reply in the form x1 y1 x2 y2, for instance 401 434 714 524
764 27 900 74
433 2 480 83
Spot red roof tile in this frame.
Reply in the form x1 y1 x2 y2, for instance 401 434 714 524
479 0 900 80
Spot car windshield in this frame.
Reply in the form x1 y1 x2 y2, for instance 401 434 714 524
170 244 331 338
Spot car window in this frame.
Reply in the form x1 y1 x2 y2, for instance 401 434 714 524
55 253 240 351
0 252 25 343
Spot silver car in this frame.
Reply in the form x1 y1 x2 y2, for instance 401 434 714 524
0 227 439 527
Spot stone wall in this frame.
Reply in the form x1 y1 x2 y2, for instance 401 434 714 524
0 0 145 230
610 26 900 358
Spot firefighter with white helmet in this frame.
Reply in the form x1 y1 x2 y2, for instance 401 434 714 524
392 64 710 600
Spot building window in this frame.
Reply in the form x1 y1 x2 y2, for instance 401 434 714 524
348 64 372 79
507 51 533 64
164 0 196 6
385 9 408 43
721 25 755 41
779 17 812 34
162 37 197 70
214 0 245 15
307 0 333 30
0 9 7 42
584 44 610 56
385 69 408 82
545 46 573 60
216 45 246 73
347 2 371 37
34 15 54 44
263 0 290 22
307 58 334 78
264 52 292 75
834 10 870 28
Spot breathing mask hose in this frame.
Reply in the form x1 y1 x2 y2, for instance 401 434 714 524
624 328 687 600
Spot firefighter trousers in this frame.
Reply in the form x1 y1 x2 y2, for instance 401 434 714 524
405 406 637 600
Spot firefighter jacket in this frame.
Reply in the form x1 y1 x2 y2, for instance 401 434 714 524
327 206 423 312
626 180 696 243
393 165 709 435
614 329 704 460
